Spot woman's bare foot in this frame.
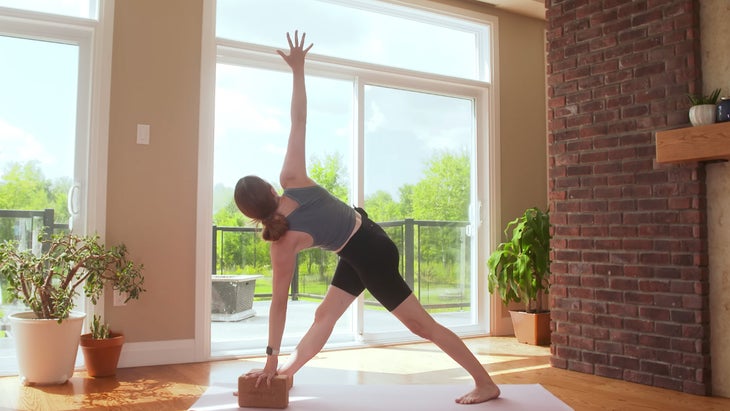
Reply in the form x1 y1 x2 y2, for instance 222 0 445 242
455 384 501 404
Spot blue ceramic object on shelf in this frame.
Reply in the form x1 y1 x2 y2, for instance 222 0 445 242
718 98 730 123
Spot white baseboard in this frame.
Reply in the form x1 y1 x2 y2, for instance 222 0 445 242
118 338 198 368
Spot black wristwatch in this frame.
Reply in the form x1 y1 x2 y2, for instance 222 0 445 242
266 346 279 356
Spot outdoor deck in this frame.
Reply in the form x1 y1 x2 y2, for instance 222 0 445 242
210 299 474 357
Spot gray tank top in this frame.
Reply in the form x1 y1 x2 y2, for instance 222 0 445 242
283 185 357 251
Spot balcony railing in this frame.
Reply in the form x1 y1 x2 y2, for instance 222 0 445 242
0 209 471 312
212 218 471 310
0 209 69 254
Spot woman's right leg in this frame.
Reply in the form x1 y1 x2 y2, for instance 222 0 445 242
277 285 356 377
390 294 500 404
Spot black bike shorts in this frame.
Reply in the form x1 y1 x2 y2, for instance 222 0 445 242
332 209 412 312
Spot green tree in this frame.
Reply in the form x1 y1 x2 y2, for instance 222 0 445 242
364 190 400 222
410 151 471 290
0 161 71 242
0 161 52 210
398 184 414 219
412 151 470 221
309 153 348 201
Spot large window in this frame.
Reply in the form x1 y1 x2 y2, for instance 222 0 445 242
209 0 495 354
0 0 97 19
216 0 490 81
0 0 111 375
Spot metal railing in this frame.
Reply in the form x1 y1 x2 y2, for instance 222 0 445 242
212 219 471 310
0 208 69 253
0 209 470 311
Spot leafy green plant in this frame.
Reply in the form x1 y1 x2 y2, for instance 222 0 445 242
688 88 722 105
487 207 551 313
89 314 111 339
0 233 145 322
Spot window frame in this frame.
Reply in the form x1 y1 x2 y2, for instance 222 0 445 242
196 0 500 358
0 2 114 376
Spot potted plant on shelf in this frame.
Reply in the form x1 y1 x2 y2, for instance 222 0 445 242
0 233 144 385
487 207 551 346
80 314 125 377
688 88 721 126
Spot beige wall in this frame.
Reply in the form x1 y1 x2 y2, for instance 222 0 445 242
700 0 730 397
490 10 548 334
101 0 547 345
104 0 203 341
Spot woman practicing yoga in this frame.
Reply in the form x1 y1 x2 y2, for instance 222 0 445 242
235 31 500 405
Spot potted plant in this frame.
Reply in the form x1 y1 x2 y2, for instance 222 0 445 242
80 314 125 377
0 233 144 385
487 207 551 345
688 88 721 126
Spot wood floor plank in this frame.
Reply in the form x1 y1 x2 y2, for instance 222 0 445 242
1 337 728 410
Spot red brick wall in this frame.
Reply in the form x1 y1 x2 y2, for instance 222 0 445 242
546 0 711 395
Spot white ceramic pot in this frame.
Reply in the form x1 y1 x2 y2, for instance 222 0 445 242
689 104 717 126
9 311 86 385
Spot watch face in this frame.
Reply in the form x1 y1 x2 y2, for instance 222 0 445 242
266 346 272 355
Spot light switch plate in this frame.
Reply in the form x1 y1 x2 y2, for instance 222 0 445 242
137 123 150 145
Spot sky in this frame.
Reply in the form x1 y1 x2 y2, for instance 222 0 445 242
0 35 77 182
1 0 485 204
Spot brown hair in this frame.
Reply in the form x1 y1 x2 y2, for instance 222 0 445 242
234 175 289 241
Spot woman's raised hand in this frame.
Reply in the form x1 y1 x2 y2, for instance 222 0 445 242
276 30 313 71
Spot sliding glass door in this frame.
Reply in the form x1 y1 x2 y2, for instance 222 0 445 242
0 0 108 376
207 0 493 356
361 85 476 338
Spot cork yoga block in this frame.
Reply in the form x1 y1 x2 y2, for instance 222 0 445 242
238 374 293 409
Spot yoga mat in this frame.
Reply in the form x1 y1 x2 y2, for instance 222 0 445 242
190 383 573 410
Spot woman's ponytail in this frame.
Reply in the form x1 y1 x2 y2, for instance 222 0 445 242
261 212 289 241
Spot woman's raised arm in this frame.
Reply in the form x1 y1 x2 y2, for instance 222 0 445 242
277 31 314 189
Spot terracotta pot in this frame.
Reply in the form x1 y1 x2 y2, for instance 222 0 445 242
80 332 125 377
509 310 551 346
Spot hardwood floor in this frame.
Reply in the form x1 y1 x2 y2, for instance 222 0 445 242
1 337 729 410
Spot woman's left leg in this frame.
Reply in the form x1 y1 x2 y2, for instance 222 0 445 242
390 294 501 404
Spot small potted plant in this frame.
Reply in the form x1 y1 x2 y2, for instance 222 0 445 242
0 233 144 385
487 207 551 345
80 314 125 377
688 88 721 126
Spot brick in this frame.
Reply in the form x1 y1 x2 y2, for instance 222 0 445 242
595 340 623 355
638 306 670 321
238 374 293 409
568 360 595 374
547 0 709 396
610 355 640 370
623 369 653 385
582 351 608 365
595 365 623 380
641 360 670 375
609 329 638 345
654 375 684 392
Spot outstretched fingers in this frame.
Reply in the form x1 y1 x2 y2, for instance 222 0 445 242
278 31 313 64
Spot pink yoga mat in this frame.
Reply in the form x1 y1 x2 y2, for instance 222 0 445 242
190 383 573 410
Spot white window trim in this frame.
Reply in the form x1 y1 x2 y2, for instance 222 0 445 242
0 0 114 375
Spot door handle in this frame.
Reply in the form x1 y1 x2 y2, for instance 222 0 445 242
67 183 80 231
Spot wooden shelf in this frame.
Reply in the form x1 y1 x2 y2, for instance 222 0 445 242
655 122 730 164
